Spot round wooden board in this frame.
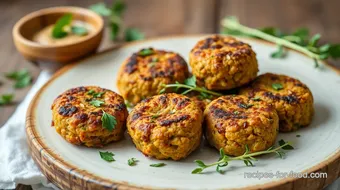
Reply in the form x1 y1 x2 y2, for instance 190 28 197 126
26 35 340 190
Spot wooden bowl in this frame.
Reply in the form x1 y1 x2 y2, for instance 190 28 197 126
13 6 104 68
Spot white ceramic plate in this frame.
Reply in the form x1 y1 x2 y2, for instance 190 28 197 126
27 35 340 190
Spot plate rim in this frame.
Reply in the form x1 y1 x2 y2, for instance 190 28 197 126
26 34 340 190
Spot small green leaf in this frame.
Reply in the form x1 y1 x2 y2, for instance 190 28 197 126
93 91 105 98
71 26 88 36
191 168 203 174
128 158 138 166
319 44 331 53
90 100 104 107
101 111 117 131
271 45 286 58
252 97 261 101
111 0 126 16
159 88 166 94
110 22 120 40
184 76 196 87
14 75 32 89
125 100 134 108
99 151 115 162
328 44 340 59
272 83 283 90
89 3 111 16
233 111 240 115
52 13 73 39
238 103 253 109
138 48 154 56
313 58 319 68
0 94 14 105
244 144 250 154
243 160 254 167
5 69 29 80
151 114 160 119
216 165 224 174
150 163 166 167
194 160 206 168
125 28 145 42
87 90 95 95
278 139 294 150
308 34 321 47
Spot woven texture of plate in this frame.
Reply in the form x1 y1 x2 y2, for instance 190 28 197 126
26 35 340 190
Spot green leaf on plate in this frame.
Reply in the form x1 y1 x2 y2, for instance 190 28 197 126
99 151 115 162
101 111 117 131
272 83 283 90
271 45 286 58
278 139 294 150
150 163 166 167
184 76 196 87
128 158 138 166
90 100 104 107
138 48 154 56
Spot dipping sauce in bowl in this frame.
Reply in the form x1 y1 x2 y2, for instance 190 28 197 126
13 6 103 68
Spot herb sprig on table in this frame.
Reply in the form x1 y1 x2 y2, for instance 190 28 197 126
192 140 294 174
159 76 223 99
221 17 340 67
89 1 144 41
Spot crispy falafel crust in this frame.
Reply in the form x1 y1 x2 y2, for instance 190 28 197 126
117 48 189 105
189 35 258 90
205 95 279 156
239 73 314 132
127 93 203 160
51 86 128 147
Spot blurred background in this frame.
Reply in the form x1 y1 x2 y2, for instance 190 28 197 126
0 0 339 126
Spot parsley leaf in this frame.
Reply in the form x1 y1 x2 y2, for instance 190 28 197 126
271 45 286 58
87 90 95 95
90 100 104 107
278 139 294 150
138 48 154 56
6 69 32 88
128 158 138 166
52 13 73 39
89 3 111 16
252 97 261 101
184 76 196 87
272 83 283 90
93 91 105 98
5 69 29 80
111 0 125 17
0 94 14 105
150 163 166 167
101 111 117 131
125 28 145 42
71 26 88 36
99 151 115 162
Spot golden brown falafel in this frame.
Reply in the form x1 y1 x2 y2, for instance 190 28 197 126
117 48 189 105
239 73 314 132
51 86 128 147
189 35 258 90
205 95 279 156
127 93 203 160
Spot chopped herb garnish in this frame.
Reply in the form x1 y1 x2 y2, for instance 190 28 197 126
252 97 261 101
101 111 117 131
87 90 95 95
90 100 104 107
128 158 138 166
125 100 134 108
234 111 239 115
278 139 294 150
271 45 287 58
150 163 166 167
138 48 154 56
99 151 115 162
272 83 283 90
238 103 253 109
0 94 14 105
71 26 88 36
151 114 160 119
184 76 197 87
52 13 73 39
192 141 293 174
5 69 32 89
93 91 105 98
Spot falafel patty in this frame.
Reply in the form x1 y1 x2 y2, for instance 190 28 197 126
117 48 189 105
127 93 203 160
51 86 128 147
189 35 258 90
205 95 279 156
239 73 314 132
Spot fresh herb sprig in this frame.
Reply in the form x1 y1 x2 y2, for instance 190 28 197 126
89 1 144 41
192 140 293 174
128 158 138 166
0 94 14 105
159 76 223 98
99 151 115 162
101 110 117 131
221 17 340 67
5 69 32 89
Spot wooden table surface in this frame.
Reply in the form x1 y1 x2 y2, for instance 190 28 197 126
0 0 339 189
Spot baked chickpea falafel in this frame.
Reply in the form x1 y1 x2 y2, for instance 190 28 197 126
51 86 128 147
239 73 314 132
127 93 203 160
205 95 279 156
189 35 258 90
117 48 189 105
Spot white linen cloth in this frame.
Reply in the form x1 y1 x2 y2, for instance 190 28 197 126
0 70 339 190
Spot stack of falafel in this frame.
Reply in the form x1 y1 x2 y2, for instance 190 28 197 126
51 35 314 161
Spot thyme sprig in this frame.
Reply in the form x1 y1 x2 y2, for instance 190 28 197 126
192 140 293 174
159 76 223 98
221 17 340 67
